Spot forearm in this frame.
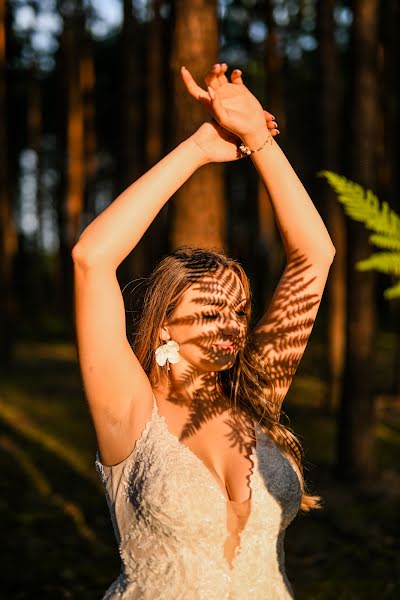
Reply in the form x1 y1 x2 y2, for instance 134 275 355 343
242 128 335 263
72 136 207 269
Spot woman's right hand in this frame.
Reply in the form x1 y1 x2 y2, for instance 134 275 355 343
190 112 279 164
181 64 269 141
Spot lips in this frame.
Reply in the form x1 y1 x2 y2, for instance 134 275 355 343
213 342 235 351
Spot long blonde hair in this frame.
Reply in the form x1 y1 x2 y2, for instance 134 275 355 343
131 246 321 512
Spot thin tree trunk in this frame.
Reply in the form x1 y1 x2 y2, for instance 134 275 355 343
381 0 400 395
316 0 347 414
65 13 84 248
81 41 97 228
58 2 85 319
117 0 146 281
26 63 47 317
0 0 17 360
169 0 225 250
257 0 287 304
337 0 379 481
144 0 169 268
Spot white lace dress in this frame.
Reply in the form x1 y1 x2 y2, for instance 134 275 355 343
95 394 302 599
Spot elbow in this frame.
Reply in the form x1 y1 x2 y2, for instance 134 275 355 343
71 242 115 271
326 244 336 263
71 242 94 269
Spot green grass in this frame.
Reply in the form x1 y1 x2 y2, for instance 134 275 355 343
1 339 399 598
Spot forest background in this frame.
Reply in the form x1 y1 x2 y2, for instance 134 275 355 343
0 0 399 598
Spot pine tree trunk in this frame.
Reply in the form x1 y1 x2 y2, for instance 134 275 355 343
58 2 85 319
118 0 146 280
257 0 287 304
381 0 400 396
337 0 379 481
26 63 47 318
316 0 347 414
81 40 97 228
169 0 225 250
0 0 17 360
144 0 169 268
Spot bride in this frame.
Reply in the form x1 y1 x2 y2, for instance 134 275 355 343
72 63 335 599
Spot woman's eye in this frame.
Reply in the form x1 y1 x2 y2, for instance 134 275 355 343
202 313 220 320
236 310 247 317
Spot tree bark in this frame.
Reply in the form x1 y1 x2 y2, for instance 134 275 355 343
144 0 169 268
0 0 17 361
57 1 86 319
337 0 379 481
169 0 225 250
257 0 287 305
381 0 400 395
117 0 146 280
316 0 347 414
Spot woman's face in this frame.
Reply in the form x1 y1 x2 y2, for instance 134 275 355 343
162 270 249 373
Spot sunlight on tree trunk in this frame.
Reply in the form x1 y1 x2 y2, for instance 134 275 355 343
169 0 225 250
118 0 146 278
316 0 347 415
65 11 84 248
257 0 287 303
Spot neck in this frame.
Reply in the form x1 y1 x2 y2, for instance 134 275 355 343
156 367 232 413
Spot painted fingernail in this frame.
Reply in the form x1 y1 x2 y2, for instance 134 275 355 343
273 122 278 127
276 129 280 134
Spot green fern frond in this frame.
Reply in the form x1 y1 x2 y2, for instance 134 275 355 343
356 253 400 276
368 234 400 251
318 171 400 237
384 281 400 300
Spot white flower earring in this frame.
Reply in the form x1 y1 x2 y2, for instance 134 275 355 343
155 340 180 371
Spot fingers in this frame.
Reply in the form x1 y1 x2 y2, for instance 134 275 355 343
205 64 221 89
230 69 243 85
217 63 229 86
207 85 228 125
181 66 209 103
264 110 275 121
264 110 280 135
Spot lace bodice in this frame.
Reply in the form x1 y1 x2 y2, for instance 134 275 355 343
95 394 302 599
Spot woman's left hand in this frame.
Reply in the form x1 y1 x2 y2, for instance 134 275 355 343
183 65 279 163
182 64 276 142
190 113 278 164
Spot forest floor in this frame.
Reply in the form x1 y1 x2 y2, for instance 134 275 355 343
0 336 399 599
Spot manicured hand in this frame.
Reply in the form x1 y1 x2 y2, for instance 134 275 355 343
181 63 276 140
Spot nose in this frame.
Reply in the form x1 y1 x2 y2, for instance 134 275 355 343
222 313 241 335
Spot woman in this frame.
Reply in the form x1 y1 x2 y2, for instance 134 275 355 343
72 63 335 599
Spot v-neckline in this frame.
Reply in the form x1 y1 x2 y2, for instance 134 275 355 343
152 392 258 504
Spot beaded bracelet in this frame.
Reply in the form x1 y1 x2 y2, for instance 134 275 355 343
238 133 272 157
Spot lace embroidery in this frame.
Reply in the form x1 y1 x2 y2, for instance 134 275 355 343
95 395 302 599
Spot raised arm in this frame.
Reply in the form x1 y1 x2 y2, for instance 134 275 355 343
72 136 210 465
72 101 279 466
182 63 335 407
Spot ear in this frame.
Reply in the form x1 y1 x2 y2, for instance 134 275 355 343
159 326 170 342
